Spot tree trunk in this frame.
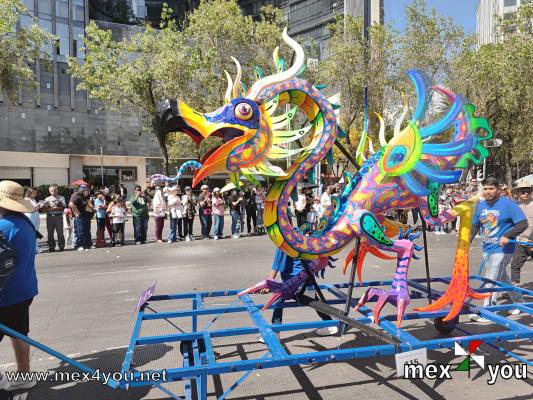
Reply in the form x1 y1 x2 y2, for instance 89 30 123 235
505 160 513 187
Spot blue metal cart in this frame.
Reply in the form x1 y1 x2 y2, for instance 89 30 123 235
1 275 531 399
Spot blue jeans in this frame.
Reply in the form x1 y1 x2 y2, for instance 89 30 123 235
168 217 183 242
213 215 224 237
133 216 148 243
481 252 524 306
230 211 241 235
74 216 92 249
200 213 212 237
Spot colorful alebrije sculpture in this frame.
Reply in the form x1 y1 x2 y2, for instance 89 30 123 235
152 28 493 326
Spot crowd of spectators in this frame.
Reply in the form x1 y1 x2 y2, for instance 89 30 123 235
19 182 276 252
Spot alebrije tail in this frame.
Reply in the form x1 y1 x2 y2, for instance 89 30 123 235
150 160 202 183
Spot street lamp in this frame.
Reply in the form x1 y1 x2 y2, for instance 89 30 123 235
482 138 503 180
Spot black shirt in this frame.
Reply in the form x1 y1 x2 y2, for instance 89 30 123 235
229 194 242 212
70 193 94 218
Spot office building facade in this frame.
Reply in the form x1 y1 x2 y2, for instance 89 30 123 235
477 0 529 45
1 0 383 190
0 0 162 192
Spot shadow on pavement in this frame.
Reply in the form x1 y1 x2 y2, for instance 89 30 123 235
5 344 173 400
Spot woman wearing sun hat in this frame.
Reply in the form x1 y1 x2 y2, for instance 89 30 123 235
0 180 39 391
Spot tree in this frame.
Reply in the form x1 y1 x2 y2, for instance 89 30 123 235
398 0 470 85
311 15 397 168
69 9 188 174
0 0 55 100
163 0 286 166
69 0 285 174
450 5 533 185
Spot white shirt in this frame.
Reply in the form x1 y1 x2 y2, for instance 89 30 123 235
110 206 126 224
295 194 306 212
321 192 332 210
167 194 183 218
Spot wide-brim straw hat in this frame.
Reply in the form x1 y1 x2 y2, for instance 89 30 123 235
514 181 532 190
0 180 35 213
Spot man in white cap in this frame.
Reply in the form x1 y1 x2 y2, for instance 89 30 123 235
511 182 533 285
0 180 38 391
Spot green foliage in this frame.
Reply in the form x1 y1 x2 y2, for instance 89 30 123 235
450 4 533 184
0 0 55 100
68 0 285 174
310 14 397 166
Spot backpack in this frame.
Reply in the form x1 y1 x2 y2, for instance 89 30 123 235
0 231 17 292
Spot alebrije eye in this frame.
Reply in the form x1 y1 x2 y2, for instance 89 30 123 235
234 102 253 121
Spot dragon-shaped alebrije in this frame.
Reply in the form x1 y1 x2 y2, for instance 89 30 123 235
153 29 493 327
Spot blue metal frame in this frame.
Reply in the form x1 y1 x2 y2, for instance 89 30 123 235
0 276 531 399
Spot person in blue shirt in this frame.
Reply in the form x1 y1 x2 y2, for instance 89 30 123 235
0 180 38 391
94 191 108 247
470 177 528 321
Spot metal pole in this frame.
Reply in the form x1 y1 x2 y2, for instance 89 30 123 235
344 236 361 315
418 208 432 304
100 146 104 188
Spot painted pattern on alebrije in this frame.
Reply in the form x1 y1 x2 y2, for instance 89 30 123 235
427 182 440 217
360 213 393 246
415 197 490 321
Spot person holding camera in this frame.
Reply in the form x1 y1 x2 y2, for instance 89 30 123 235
69 185 94 251
23 188 42 253
130 185 151 245
42 185 66 252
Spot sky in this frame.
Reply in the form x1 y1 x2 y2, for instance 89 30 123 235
384 0 479 34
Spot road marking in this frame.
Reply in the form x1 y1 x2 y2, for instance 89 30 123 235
92 265 196 276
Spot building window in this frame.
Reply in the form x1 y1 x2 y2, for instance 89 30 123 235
73 5 85 22
504 0 517 6
39 19 53 55
56 0 69 19
22 0 34 12
39 0 52 17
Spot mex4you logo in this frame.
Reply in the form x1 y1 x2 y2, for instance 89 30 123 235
401 340 528 384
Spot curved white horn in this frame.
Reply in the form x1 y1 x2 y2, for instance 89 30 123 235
374 112 387 147
393 93 409 138
224 70 233 104
246 28 305 101
231 56 242 99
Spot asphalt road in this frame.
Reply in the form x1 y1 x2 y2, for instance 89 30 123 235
0 220 532 399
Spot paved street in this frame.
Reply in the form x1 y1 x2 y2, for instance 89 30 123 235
1 223 532 399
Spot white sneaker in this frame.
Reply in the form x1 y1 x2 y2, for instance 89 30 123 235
469 314 490 322
189 235 195 241
77 247 84 251
315 326 339 336
231 234 239 239
0 371 9 390
508 308 520 315
3 376 37 391
214 236 219 240
185 237 191 242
